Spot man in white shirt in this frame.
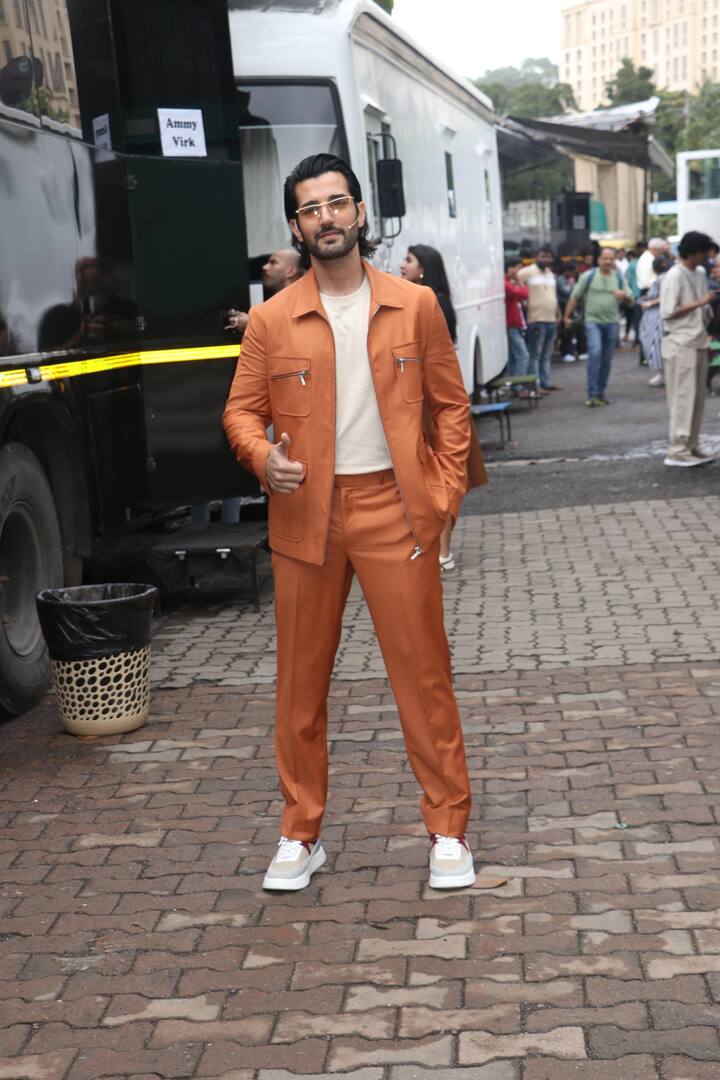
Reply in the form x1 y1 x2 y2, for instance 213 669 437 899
637 237 669 294
517 246 562 393
660 231 716 466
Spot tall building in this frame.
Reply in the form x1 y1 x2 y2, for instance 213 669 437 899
0 0 80 128
560 0 717 111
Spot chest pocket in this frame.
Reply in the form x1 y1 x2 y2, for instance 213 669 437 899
269 357 312 417
393 342 424 403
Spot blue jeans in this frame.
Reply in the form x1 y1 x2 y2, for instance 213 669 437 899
507 327 530 378
585 321 619 400
527 322 557 388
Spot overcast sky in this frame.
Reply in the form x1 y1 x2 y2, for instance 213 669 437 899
391 0 563 82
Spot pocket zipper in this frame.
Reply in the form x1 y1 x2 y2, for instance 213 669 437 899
395 357 421 373
271 369 310 386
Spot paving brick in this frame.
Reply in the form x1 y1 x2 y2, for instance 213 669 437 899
588 1025 720 1059
326 1035 454 1071
459 1026 587 1065
0 1051 78 1079
524 1058 659 1080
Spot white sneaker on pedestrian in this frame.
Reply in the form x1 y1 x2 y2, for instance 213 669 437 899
439 553 455 572
561 353 577 363
648 373 665 387
428 834 476 889
578 353 589 361
663 451 703 468
263 837 326 891
691 447 716 462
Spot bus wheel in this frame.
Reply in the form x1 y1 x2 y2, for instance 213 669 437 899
0 444 63 717
471 339 484 404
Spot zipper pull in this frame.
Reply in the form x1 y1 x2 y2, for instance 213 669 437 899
398 358 405 373
299 370 307 386
410 545 423 561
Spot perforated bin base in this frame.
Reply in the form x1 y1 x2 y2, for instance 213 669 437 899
51 646 150 736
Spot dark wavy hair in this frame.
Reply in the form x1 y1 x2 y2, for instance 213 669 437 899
408 244 452 301
678 231 715 258
283 153 377 261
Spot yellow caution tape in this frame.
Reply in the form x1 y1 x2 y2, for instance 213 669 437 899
0 343 242 390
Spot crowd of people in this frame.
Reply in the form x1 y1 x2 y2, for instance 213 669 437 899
505 233 720 465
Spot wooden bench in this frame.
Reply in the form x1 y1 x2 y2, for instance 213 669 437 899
470 401 512 446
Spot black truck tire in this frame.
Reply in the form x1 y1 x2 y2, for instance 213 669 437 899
0 443 63 716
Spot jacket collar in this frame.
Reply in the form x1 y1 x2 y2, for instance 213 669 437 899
292 259 404 318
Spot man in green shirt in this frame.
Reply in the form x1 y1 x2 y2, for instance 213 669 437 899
564 247 634 406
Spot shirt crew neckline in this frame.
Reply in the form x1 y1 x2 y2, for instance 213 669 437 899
319 274 370 305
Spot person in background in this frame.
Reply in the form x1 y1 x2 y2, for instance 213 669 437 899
660 230 716 467
556 262 584 362
563 246 633 407
401 244 488 572
625 246 642 345
226 248 304 334
504 258 532 384
637 238 669 292
517 246 562 395
639 253 673 387
615 248 629 277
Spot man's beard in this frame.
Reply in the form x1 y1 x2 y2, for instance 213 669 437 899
301 223 358 262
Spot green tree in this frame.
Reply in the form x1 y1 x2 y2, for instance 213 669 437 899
651 89 687 199
604 58 656 105
508 81 577 118
681 78 720 150
372 0 393 12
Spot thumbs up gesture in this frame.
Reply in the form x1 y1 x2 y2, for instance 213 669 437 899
265 433 306 494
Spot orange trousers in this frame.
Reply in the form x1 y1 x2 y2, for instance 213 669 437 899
271 469 472 841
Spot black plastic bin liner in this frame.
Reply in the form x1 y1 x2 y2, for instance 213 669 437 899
36 584 158 662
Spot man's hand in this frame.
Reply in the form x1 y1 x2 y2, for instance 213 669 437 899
699 291 715 307
265 433 305 494
563 315 572 328
225 308 249 334
613 289 626 300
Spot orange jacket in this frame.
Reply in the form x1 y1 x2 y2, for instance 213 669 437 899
223 260 471 566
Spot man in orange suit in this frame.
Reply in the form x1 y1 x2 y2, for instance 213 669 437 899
223 154 474 892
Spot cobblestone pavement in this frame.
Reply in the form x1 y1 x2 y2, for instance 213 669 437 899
151 495 720 687
3 491 720 1078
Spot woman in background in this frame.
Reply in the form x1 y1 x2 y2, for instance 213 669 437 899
400 244 487 572
639 253 673 387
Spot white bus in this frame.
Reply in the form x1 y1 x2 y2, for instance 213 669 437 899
677 149 720 241
229 0 507 393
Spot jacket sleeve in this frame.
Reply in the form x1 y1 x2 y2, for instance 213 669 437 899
421 291 471 519
505 280 529 302
222 308 275 489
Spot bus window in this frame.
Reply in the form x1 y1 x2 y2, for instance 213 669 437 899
0 1 80 132
687 157 720 201
237 80 348 259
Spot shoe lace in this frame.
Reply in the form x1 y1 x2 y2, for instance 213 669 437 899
432 834 465 858
275 836 308 863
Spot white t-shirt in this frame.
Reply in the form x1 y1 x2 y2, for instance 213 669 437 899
320 275 393 475
660 264 710 350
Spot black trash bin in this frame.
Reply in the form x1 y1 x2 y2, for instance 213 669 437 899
36 583 157 735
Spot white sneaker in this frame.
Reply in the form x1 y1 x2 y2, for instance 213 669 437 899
428 834 476 889
691 447 716 462
663 451 703 468
578 353 589 361
648 373 665 387
439 553 455 572
561 353 577 363
263 837 326 891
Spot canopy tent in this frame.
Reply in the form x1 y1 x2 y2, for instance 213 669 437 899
498 98 673 177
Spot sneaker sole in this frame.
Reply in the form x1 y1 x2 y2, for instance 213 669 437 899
428 864 477 889
263 843 326 891
663 457 703 467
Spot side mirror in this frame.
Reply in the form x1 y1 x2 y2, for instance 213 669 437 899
377 158 406 219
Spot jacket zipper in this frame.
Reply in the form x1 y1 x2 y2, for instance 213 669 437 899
395 357 421 373
368 305 424 561
270 369 310 386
